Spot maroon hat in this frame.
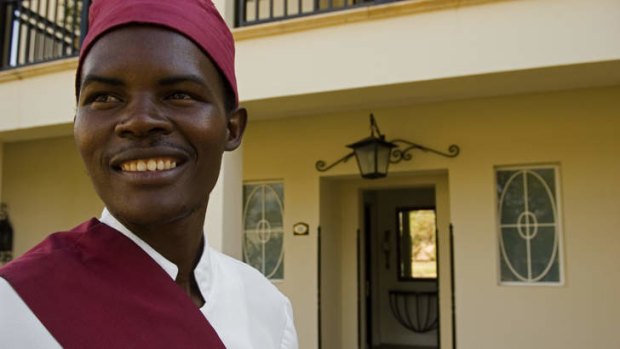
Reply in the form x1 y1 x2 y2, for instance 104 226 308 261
77 0 238 106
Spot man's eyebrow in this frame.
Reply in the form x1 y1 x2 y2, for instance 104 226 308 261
81 74 125 89
158 75 209 88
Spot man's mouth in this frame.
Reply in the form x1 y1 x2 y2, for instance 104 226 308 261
120 157 178 172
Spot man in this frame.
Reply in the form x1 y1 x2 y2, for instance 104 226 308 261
0 0 298 348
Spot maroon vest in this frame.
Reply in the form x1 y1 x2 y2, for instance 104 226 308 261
0 219 225 348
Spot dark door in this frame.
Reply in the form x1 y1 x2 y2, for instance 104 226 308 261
362 187 442 349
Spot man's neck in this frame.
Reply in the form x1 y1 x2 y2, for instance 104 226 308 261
109 210 207 307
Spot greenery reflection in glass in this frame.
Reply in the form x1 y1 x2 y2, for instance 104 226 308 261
398 209 437 279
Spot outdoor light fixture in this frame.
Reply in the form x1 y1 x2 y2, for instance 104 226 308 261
315 114 460 179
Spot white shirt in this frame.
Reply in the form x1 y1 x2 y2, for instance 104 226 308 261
0 209 298 349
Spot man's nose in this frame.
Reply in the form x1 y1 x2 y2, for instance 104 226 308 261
114 97 172 139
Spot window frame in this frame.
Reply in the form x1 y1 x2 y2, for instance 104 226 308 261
242 180 285 282
494 164 565 287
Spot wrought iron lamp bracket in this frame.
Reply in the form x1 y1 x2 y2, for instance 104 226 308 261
315 152 355 172
390 140 460 164
315 113 461 177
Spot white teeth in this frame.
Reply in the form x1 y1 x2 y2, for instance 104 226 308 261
137 161 147 172
147 159 157 171
121 158 177 172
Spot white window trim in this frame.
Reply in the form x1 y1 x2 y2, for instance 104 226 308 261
494 164 565 287
242 180 286 282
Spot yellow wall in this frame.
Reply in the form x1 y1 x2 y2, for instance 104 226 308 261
243 86 620 349
1 136 102 256
318 178 343 348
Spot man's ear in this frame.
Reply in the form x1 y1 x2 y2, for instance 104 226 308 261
224 107 248 151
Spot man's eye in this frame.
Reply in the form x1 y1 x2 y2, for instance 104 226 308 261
168 92 193 100
92 94 120 103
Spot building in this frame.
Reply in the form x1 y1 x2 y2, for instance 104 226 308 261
1 0 619 348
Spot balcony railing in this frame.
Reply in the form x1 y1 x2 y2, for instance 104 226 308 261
1 0 400 70
0 0 90 71
236 0 402 27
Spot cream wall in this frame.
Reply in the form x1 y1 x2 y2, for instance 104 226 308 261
235 0 620 102
205 149 245 259
1 136 102 256
243 85 620 349
2 1 618 132
446 88 620 349
318 178 343 348
0 63 76 133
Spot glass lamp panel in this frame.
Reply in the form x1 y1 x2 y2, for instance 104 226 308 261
375 143 392 176
354 143 379 177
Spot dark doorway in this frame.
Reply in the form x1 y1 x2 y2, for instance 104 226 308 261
362 187 441 349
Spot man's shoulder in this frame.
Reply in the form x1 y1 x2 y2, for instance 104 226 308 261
204 248 298 348
205 247 292 319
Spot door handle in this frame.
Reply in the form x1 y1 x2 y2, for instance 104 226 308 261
383 230 391 269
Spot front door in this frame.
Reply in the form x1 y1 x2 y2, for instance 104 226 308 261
362 184 451 349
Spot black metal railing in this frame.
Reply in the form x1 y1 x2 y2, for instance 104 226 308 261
236 0 402 27
0 0 90 71
1 0 397 69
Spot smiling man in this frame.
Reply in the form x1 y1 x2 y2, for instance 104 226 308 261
0 1 298 348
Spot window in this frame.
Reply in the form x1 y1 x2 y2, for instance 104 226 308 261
243 182 284 280
397 208 437 280
496 165 563 285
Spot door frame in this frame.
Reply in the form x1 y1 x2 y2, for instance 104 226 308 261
318 171 454 349
361 187 442 348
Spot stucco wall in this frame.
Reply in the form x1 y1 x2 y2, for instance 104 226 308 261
1 136 102 256
0 67 76 133
2 1 619 133
235 0 620 101
243 86 620 349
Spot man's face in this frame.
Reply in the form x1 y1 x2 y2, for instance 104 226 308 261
74 26 245 229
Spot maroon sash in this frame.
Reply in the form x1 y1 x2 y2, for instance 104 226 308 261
0 219 225 348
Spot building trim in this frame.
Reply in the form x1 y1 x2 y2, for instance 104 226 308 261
233 0 507 41
0 58 77 83
0 0 509 82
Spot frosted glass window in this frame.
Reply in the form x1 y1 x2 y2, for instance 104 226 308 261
496 166 563 285
243 182 284 280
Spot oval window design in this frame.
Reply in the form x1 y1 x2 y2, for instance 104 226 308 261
496 167 562 284
243 182 284 280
